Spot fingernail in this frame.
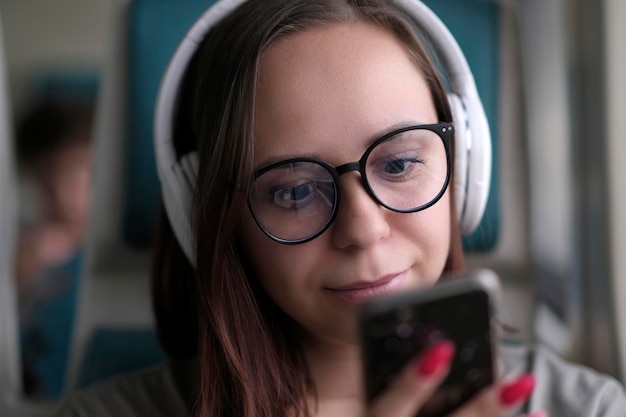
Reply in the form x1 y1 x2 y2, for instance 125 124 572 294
527 411 548 417
499 374 536 406
416 340 455 377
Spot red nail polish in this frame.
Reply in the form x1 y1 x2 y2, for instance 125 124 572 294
416 340 455 377
499 374 536 406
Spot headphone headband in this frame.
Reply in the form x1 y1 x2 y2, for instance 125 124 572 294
154 0 492 264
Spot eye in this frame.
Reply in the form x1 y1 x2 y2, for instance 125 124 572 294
382 157 422 175
375 153 424 181
272 181 317 209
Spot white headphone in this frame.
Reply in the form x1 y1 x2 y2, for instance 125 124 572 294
154 0 492 264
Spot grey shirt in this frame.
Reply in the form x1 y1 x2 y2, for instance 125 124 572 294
54 359 195 417
498 342 626 416
55 342 626 417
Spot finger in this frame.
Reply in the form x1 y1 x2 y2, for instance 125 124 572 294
368 340 455 417
448 374 536 417
499 374 536 407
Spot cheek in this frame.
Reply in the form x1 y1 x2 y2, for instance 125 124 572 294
431 192 452 271
433 192 452 243
239 213 323 322
406 191 452 279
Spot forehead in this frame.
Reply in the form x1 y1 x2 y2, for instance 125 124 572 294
254 22 437 165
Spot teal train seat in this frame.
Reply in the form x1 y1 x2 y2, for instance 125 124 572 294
65 0 218 393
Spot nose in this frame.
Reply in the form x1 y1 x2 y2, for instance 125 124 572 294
331 173 391 249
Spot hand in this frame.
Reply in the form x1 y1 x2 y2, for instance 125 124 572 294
366 340 546 417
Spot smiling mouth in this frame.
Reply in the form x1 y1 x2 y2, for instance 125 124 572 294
325 272 408 305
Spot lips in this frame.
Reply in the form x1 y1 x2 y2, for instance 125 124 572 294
325 271 408 304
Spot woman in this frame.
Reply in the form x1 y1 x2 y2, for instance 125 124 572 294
56 1 626 416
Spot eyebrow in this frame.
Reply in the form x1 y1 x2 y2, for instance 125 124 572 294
254 120 430 171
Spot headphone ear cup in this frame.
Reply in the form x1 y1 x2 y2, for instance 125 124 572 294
448 91 492 235
179 151 199 191
448 93 469 228
161 153 198 263
460 92 492 235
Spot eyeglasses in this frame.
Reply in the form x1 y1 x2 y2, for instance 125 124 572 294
248 123 453 244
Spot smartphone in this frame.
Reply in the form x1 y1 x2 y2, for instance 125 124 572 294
358 268 501 417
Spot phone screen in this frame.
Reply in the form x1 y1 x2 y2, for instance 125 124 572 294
359 286 495 417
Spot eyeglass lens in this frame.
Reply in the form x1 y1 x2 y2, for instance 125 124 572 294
249 127 448 243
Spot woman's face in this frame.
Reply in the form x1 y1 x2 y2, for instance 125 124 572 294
240 22 451 344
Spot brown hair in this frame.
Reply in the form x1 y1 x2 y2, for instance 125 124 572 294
152 1 466 416
16 97 94 167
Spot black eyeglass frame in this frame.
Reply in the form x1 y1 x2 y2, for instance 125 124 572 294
247 122 454 245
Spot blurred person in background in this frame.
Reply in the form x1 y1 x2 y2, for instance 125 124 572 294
14 95 94 400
